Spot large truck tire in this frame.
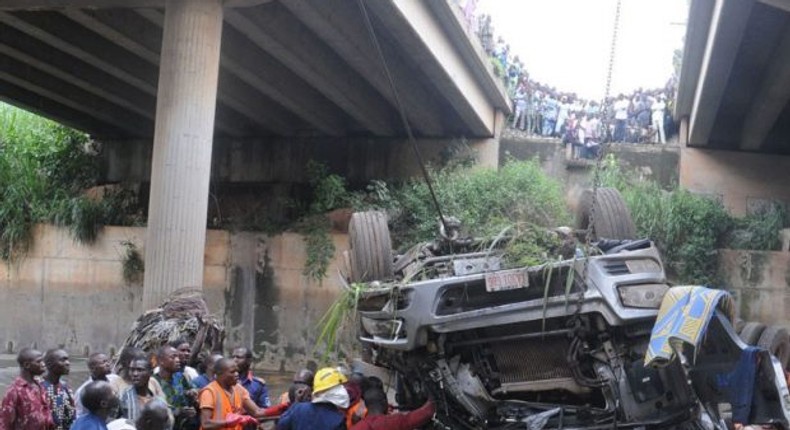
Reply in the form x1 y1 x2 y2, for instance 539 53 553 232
758 325 790 369
739 322 767 345
349 211 394 282
576 188 637 240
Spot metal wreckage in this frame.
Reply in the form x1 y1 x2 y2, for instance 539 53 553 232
343 189 790 430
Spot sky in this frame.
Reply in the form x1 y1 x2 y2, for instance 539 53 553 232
475 0 689 100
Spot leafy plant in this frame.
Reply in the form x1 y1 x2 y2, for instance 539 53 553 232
121 241 144 285
0 103 144 259
298 215 335 282
385 158 571 250
599 154 787 284
314 282 368 362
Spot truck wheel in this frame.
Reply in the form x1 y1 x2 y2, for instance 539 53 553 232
576 188 636 240
349 211 394 282
739 322 767 345
758 325 790 369
734 318 746 335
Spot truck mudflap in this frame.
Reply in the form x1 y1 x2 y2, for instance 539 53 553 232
645 286 790 428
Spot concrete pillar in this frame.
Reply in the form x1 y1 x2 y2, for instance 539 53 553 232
470 109 507 169
143 0 223 309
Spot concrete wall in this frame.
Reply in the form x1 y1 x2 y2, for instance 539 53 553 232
499 131 681 206
680 147 790 216
0 224 347 372
102 137 485 185
719 249 790 324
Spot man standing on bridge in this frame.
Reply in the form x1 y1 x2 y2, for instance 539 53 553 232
0 347 55 430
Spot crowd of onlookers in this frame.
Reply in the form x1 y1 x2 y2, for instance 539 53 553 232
459 1 679 159
1 343 432 430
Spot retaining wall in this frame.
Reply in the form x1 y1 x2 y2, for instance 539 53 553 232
0 225 347 372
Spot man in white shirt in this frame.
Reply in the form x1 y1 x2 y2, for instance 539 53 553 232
613 95 629 142
74 352 119 418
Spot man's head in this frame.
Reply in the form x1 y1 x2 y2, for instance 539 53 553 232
293 368 315 386
156 346 181 374
136 399 172 430
204 354 223 379
213 358 239 389
231 347 252 374
362 388 388 415
169 339 191 370
17 348 45 377
117 347 145 377
129 357 152 390
87 352 111 381
44 348 70 377
81 380 119 418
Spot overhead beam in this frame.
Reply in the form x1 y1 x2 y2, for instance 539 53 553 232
365 0 495 136
0 0 270 10
688 0 755 146
0 53 153 135
427 0 510 113
740 25 790 150
0 21 156 121
224 5 396 136
135 8 295 136
759 0 790 13
280 0 445 136
675 0 715 119
220 26 345 136
0 79 124 137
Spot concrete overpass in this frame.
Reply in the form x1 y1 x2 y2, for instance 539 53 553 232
675 0 790 215
676 0 790 153
0 0 510 307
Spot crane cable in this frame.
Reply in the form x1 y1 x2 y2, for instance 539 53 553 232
355 0 451 234
585 0 622 250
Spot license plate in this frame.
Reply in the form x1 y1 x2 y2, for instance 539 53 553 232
485 269 529 292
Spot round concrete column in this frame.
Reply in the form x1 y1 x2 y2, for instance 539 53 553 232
143 0 223 309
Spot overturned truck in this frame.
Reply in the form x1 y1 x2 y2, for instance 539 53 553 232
347 189 790 429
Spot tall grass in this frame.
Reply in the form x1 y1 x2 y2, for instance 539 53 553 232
0 103 138 259
382 158 571 249
600 154 785 284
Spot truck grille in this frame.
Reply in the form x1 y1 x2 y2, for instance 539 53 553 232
491 337 573 382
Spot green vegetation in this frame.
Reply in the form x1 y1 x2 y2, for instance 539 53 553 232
121 240 144 285
314 282 368 362
0 103 140 260
600 154 787 284
364 158 571 250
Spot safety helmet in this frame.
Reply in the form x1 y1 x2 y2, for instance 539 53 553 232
313 367 348 394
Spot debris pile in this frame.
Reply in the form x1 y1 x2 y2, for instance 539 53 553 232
119 287 224 363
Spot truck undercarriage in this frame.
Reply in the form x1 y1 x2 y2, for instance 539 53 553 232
346 189 790 429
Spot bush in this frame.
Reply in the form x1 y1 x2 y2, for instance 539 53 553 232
374 159 571 250
600 154 785 284
0 103 140 259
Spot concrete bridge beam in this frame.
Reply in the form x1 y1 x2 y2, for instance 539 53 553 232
142 0 223 309
224 5 396 136
366 0 502 137
688 0 754 145
280 0 446 136
740 25 790 150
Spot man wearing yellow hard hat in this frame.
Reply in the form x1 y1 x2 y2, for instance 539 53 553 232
276 367 348 430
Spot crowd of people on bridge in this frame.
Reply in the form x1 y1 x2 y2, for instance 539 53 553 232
458 0 678 158
0 341 433 430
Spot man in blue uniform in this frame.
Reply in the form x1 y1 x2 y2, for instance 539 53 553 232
232 347 270 408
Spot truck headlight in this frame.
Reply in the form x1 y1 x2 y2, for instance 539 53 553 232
361 317 404 340
618 283 669 308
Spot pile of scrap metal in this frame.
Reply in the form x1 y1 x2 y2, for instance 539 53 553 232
119 287 224 364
